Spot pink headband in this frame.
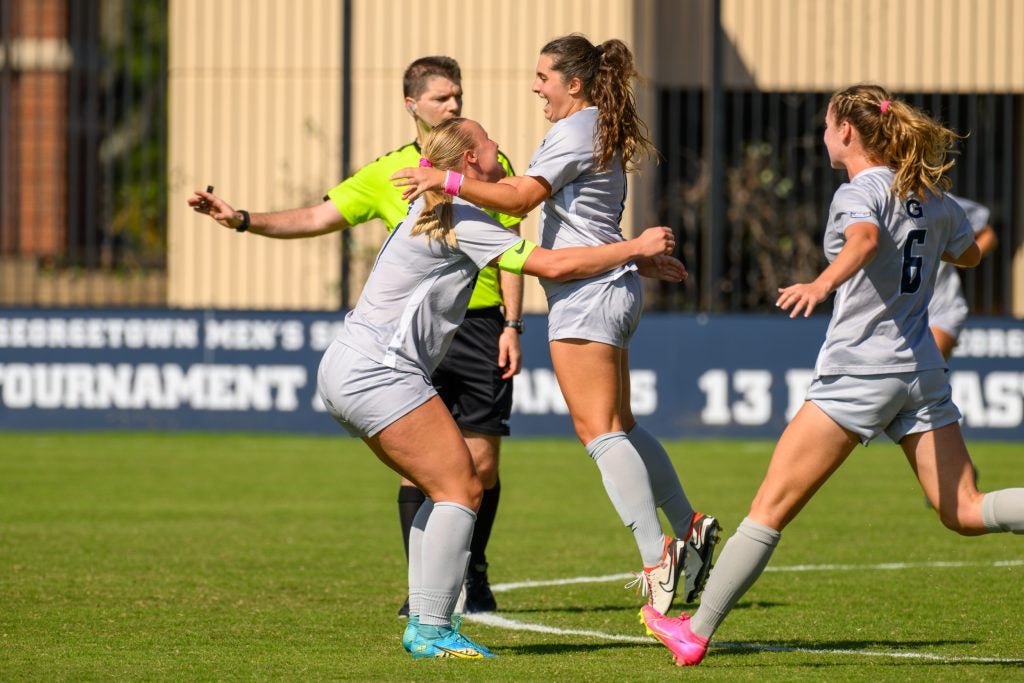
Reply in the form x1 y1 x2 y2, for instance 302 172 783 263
880 100 891 114
419 157 432 167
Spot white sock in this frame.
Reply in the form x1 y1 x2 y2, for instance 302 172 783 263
627 423 695 538
691 517 780 639
407 498 433 618
981 488 1024 534
418 501 475 628
586 431 665 566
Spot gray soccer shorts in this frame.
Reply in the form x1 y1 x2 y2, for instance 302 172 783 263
546 271 642 348
806 368 961 445
316 339 435 438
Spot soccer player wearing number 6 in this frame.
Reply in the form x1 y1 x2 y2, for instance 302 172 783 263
641 84 1024 667
318 117 683 659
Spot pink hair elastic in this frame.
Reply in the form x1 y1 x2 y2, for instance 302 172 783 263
418 157 432 167
880 100 891 114
444 171 464 196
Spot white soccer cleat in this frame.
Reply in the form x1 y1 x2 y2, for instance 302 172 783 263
626 535 686 615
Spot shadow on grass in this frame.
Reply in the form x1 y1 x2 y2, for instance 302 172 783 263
504 600 785 615
495 641 649 656
505 604 641 615
706 638 1024 666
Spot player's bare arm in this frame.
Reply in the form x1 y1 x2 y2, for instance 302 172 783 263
498 223 524 380
392 167 550 218
942 241 981 268
504 226 678 281
777 221 879 318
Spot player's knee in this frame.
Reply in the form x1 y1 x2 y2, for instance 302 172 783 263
937 512 970 535
472 460 498 488
935 503 984 536
466 441 500 487
463 475 484 512
572 419 613 446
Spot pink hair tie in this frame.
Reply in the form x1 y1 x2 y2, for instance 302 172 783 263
443 171 464 197
880 100 891 114
418 157 432 167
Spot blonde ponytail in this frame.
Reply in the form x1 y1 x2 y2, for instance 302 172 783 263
411 118 475 247
829 84 962 200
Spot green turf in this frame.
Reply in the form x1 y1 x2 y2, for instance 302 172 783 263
1 433 1022 681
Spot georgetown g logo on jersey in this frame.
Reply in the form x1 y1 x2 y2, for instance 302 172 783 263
906 198 924 218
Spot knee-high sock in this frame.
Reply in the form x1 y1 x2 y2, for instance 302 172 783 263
691 517 781 639
418 501 476 628
628 423 695 538
586 431 665 566
470 478 500 567
982 488 1024 534
407 498 433 618
398 485 426 560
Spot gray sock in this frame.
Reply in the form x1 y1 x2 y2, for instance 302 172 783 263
586 431 665 566
418 501 476 627
628 423 695 538
407 498 433 618
981 489 1024 534
691 517 781 639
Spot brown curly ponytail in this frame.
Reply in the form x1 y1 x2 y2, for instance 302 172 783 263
541 34 655 172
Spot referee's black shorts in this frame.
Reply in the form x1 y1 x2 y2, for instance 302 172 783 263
431 306 513 437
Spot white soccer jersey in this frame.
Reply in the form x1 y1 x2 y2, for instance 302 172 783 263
928 194 990 326
337 197 521 377
815 167 975 377
526 106 635 301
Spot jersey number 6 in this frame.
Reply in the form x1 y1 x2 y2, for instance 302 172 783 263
900 228 927 294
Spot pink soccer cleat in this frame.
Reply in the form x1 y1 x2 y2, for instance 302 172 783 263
639 605 709 666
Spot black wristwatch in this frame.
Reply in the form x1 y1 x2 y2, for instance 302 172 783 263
504 319 524 334
235 209 250 233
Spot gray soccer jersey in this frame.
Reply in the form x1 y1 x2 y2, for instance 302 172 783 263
815 167 975 377
927 194 990 336
526 106 635 302
337 197 521 378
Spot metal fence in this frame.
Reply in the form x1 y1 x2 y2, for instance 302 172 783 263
1 0 167 307
651 88 1020 314
1 0 1019 314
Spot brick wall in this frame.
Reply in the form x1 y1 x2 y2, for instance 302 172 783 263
3 0 68 258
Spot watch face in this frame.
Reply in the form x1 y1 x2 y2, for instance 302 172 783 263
505 320 524 333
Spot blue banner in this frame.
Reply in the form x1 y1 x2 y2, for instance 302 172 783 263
1 309 1021 440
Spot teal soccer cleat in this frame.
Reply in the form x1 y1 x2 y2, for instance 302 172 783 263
408 620 496 660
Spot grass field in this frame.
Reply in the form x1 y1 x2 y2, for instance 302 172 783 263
2 433 1022 681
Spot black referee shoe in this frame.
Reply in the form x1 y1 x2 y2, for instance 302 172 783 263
464 562 497 613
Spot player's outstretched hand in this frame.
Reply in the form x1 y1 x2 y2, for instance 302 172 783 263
391 166 446 201
187 187 243 230
634 226 676 258
637 255 687 283
776 281 829 318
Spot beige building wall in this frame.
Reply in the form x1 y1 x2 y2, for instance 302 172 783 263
167 0 344 309
168 0 1024 312
168 0 656 312
655 0 1024 92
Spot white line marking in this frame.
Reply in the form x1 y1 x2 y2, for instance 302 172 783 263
466 559 1024 665
464 614 1024 664
468 613 650 644
490 559 1024 593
